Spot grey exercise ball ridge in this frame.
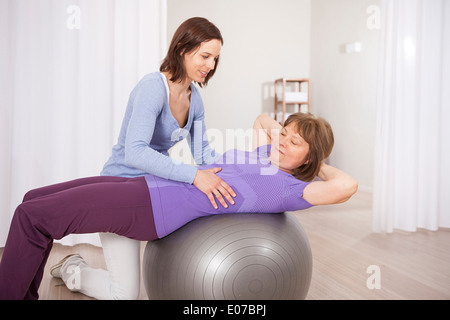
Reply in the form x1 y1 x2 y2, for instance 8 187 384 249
143 212 312 300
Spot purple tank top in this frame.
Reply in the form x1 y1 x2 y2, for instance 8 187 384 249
145 145 313 238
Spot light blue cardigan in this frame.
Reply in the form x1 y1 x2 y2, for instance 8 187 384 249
101 72 220 183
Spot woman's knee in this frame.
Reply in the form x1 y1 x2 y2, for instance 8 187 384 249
14 203 34 225
100 233 142 300
11 203 49 245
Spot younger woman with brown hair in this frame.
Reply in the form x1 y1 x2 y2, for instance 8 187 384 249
61 17 234 300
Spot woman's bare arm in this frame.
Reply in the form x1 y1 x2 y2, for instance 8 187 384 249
252 113 282 150
302 163 358 205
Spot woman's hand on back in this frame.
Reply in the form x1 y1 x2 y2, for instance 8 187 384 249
193 168 236 209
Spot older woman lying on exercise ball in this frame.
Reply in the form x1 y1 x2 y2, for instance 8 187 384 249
0 112 357 300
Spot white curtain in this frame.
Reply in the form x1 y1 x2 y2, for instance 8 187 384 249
0 0 167 247
373 0 450 232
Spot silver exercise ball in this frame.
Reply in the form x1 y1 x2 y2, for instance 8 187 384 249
143 213 312 300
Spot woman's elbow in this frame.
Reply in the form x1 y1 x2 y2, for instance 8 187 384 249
124 139 147 163
253 113 270 127
342 178 358 200
124 148 136 167
124 144 144 168
252 114 263 129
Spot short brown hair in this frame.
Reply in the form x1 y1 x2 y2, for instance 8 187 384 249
160 17 223 87
284 112 334 182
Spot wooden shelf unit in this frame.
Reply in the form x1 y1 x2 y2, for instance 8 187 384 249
274 78 310 124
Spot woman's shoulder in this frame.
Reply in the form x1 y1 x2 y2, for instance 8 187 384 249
130 72 167 107
137 72 165 88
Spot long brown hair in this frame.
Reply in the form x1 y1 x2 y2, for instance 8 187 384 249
284 113 334 182
160 17 223 87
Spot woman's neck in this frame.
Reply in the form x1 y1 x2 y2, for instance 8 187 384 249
162 71 191 98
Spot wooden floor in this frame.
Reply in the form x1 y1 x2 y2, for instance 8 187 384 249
298 192 450 299
1 191 449 300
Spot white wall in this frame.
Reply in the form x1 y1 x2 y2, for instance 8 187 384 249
310 0 380 191
167 0 311 152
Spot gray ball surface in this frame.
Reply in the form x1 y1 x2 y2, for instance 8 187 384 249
143 213 312 300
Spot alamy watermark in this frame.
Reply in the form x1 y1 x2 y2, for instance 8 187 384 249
66 5 81 30
366 265 381 290
65 265 81 290
170 121 282 176
366 5 381 30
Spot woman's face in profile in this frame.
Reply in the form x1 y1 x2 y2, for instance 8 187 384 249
184 39 222 84
269 123 310 174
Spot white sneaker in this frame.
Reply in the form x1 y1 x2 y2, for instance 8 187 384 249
50 254 83 279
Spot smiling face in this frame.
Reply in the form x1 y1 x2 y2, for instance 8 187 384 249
184 39 222 84
160 17 223 87
270 112 334 182
269 123 310 174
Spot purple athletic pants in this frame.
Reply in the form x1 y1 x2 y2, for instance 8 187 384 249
0 176 157 300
